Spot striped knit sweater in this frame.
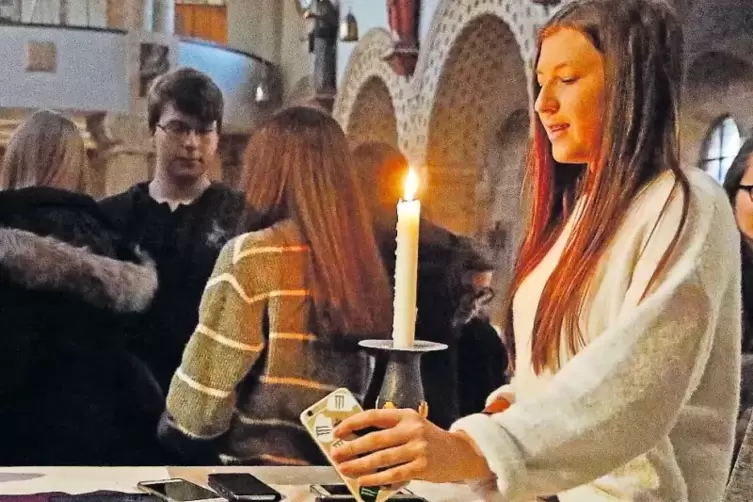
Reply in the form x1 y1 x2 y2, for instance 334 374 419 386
159 219 374 466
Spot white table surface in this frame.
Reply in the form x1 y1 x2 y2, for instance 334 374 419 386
0 467 480 502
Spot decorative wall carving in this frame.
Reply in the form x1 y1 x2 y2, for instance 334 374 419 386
335 0 550 237
26 41 57 73
346 77 398 149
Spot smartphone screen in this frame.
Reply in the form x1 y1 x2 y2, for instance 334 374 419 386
207 473 281 501
139 480 220 502
314 485 419 500
319 485 353 496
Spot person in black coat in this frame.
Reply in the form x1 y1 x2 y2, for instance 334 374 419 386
99 69 259 393
722 137 753 460
0 110 162 465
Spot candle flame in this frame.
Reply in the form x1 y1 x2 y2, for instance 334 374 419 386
403 168 419 202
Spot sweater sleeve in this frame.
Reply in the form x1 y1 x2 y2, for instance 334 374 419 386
159 235 267 457
485 379 517 408
451 182 741 500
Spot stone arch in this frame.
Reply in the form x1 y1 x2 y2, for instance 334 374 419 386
683 0 753 73
681 50 753 169
334 28 407 148
680 0 753 168
422 13 530 240
345 77 398 149
285 76 315 107
406 0 550 161
484 108 529 323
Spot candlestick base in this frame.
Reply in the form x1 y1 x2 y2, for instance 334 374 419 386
359 340 448 419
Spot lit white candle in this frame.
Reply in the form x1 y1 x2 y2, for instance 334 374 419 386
393 168 421 348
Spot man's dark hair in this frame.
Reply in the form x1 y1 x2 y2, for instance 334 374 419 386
147 67 224 134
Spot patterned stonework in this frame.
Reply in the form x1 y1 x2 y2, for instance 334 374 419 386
334 0 735 240
345 76 399 149
334 28 408 146
335 0 552 236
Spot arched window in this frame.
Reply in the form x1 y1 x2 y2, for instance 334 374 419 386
701 115 742 183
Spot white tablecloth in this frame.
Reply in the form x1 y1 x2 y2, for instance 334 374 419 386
0 467 480 502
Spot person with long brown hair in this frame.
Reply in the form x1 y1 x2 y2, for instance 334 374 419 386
331 1 741 500
159 106 392 465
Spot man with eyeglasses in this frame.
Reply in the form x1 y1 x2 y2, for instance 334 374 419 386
101 68 260 403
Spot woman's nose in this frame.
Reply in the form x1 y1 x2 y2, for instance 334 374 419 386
534 85 558 116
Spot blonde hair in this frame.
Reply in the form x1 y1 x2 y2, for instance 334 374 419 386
0 110 89 192
241 106 392 337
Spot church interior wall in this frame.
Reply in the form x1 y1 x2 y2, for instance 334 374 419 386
4 0 753 232
334 0 753 322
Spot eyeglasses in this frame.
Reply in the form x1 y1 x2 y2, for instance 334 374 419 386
739 185 753 202
157 122 216 139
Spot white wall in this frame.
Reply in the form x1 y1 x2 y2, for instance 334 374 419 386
227 0 281 63
0 25 130 112
278 0 311 99
70 0 106 27
337 0 442 82
20 0 106 27
227 0 311 99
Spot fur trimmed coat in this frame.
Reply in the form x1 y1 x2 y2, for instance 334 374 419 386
0 187 163 465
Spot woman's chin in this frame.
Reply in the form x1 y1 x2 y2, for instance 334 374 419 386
551 147 589 166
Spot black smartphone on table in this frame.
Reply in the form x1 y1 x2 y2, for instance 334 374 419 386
137 478 224 502
207 473 283 502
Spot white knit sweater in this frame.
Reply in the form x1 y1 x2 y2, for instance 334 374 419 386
452 169 742 501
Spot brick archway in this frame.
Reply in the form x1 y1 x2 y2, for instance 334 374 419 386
334 28 407 149
335 0 547 237
423 13 530 237
345 76 399 149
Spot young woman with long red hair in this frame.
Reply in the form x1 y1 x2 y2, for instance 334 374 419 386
330 1 742 500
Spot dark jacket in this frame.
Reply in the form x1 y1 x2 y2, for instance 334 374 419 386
741 240 753 353
99 183 260 392
0 187 163 465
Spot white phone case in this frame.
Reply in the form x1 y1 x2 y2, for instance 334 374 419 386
300 388 408 502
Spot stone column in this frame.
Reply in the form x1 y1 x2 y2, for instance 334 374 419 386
87 113 154 198
308 0 339 111
153 0 175 35
105 0 125 28
59 0 70 25
124 0 152 31
142 0 155 31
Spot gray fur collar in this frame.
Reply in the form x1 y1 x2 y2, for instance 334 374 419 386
0 228 157 313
